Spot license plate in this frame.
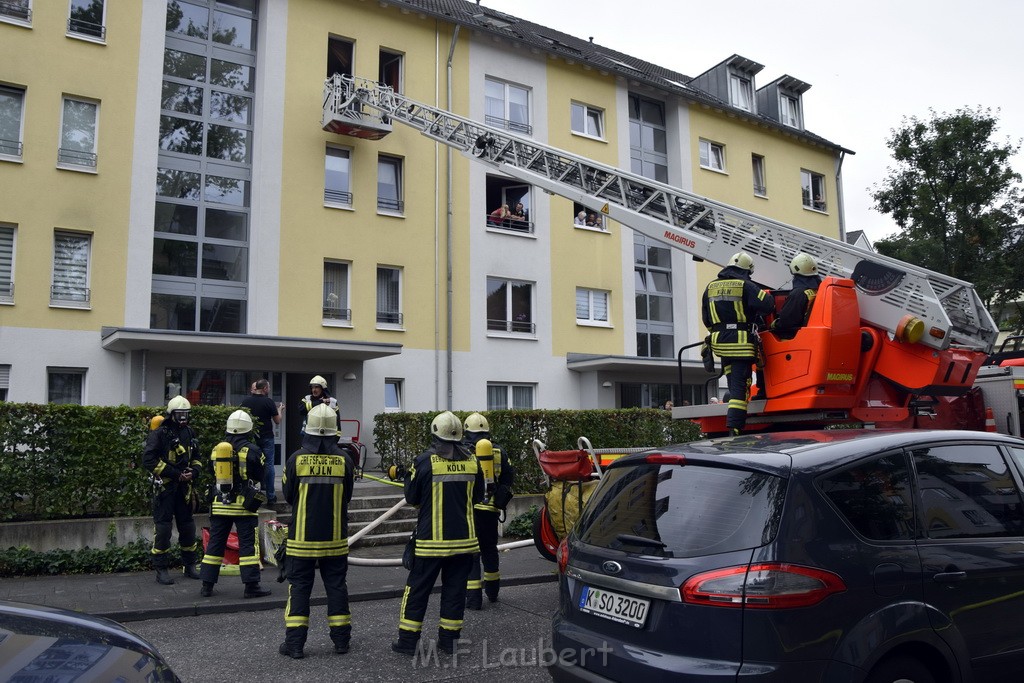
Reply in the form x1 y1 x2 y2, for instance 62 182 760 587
578 585 650 628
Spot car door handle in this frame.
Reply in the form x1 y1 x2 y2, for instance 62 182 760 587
933 571 967 583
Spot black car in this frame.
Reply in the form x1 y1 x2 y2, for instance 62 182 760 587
0 600 180 682
550 429 1024 683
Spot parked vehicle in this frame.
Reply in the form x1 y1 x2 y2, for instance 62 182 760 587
550 429 1024 683
0 600 180 682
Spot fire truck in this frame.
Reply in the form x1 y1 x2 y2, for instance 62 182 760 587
323 75 1022 438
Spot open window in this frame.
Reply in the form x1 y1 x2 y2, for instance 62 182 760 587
485 176 532 234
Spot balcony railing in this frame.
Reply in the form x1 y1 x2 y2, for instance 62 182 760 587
376 311 403 325
487 318 536 334
322 306 352 322
68 17 105 39
0 138 22 157
324 188 353 205
377 197 404 213
0 1 31 21
484 114 532 136
58 148 98 168
753 183 767 196
50 286 90 303
486 212 533 234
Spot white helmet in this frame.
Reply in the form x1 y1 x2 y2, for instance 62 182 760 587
431 411 463 442
464 412 490 434
167 395 191 425
226 410 253 434
305 403 337 436
728 251 755 273
790 252 818 276
309 375 328 389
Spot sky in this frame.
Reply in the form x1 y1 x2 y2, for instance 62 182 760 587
483 0 1024 243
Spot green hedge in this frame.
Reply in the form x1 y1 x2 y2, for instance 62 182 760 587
373 409 701 495
0 403 235 521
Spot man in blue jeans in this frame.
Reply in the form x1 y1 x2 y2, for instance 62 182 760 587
241 379 282 504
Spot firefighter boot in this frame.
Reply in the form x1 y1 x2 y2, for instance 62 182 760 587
465 588 482 611
155 566 174 586
485 579 500 603
183 564 201 580
390 630 419 656
200 582 214 598
330 625 352 654
244 582 272 598
438 627 461 654
278 627 306 659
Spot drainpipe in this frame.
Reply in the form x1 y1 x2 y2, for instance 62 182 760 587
445 25 460 411
141 349 147 406
835 150 848 242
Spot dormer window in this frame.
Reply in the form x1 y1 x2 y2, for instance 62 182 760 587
780 94 801 128
729 74 753 112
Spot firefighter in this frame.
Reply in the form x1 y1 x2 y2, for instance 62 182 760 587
297 375 340 436
279 403 355 659
463 412 514 610
701 251 774 435
142 395 203 585
199 410 271 599
770 253 822 340
392 411 484 656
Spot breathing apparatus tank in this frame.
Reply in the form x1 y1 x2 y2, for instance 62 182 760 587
475 438 495 504
212 441 235 503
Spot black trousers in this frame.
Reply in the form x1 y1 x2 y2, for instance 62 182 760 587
285 555 351 646
399 553 473 638
199 515 260 584
151 485 197 567
468 509 500 597
722 357 755 430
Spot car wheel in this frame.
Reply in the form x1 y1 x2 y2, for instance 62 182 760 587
865 655 936 683
532 505 558 562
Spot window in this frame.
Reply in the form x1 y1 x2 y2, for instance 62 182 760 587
801 170 826 211
573 202 605 230
51 230 90 306
68 0 105 40
323 260 350 323
47 368 85 405
58 96 98 169
818 453 915 541
0 225 13 302
0 0 30 23
752 154 766 196
0 86 25 158
628 93 667 182
324 145 352 206
0 364 9 401
913 444 1024 539
485 77 530 134
729 74 752 112
487 383 535 410
327 36 353 79
384 378 403 412
487 277 534 334
485 176 532 234
379 49 402 92
698 139 725 172
576 288 609 325
377 155 403 213
780 94 801 128
634 236 673 357
376 265 402 326
571 101 603 138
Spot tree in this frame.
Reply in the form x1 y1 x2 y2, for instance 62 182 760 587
871 107 1024 331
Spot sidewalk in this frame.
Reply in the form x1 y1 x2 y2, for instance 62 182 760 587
0 541 558 624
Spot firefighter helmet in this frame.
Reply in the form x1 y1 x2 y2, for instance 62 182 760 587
305 403 337 436
309 375 328 389
790 252 818 276
226 410 253 434
464 412 490 434
728 251 755 273
167 395 191 425
431 411 463 442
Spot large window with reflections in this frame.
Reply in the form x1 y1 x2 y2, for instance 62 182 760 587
153 0 256 333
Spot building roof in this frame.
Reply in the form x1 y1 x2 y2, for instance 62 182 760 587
390 0 853 154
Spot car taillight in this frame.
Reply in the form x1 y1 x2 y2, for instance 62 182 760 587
557 537 569 574
644 453 686 466
681 563 845 609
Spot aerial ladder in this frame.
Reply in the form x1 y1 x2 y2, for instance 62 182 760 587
323 75 1001 433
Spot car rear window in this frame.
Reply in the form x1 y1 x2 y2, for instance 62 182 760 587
575 462 785 558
